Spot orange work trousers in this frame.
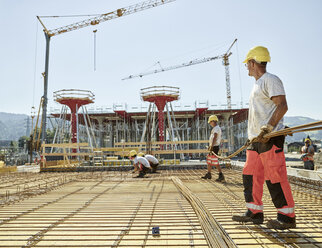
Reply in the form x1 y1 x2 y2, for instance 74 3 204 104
206 155 219 166
206 146 219 166
242 136 295 222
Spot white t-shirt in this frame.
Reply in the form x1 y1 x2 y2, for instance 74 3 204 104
248 72 285 139
145 154 159 164
209 125 221 146
134 156 151 168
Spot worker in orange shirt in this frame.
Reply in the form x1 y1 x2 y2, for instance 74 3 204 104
301 138 315 170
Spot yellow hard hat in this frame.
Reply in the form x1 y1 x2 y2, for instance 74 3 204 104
137 152 145 157
208 115 218 123
243 46 271 63
304 138 311 144
129 150 137 157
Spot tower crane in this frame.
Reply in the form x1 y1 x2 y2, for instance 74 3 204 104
123 38 237 110
37 0 176 142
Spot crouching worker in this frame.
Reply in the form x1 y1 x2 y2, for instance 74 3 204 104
138 152 159 173
129 150 151 178
201 115 225 182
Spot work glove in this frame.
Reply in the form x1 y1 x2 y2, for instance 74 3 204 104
257 124 274 143
300 154 307 160
284 126 293 136
207 146 213 155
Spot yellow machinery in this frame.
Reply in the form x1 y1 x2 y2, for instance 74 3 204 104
0 154 5 168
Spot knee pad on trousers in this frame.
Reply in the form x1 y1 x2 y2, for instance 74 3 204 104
243 174 254 202
266 180 287 208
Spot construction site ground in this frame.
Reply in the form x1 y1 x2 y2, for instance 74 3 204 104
0 166 321 248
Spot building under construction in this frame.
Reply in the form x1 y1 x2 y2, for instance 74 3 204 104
2 0 322 246
49 87 248 160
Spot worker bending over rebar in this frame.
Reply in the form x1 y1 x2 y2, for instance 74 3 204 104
232 46 296 229
201 115 225 182
138 152 159 173
129 150 151 178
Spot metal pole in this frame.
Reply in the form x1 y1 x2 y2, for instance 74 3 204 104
84 107 97 148
81 106 93 150
50 105 66 153
41 33 51 143
151 105 156 141
93 30 97 71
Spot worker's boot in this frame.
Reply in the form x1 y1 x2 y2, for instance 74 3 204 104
151 165 158 173
135 171 145 178
201 172 212 179
232 210 264 224
215 172 225 182
266 216 296 230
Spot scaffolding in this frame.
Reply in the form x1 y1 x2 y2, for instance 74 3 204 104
50 101 249 159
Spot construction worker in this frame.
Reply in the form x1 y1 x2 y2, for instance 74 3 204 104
301 138 315 170
232 46 296 229
201 115 225 182
138 152 159 173
129 150 151 178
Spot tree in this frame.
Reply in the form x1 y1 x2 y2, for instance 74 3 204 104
46 128 56 144
18 136 29 148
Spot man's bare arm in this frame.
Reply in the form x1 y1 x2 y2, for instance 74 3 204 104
211 133 218 147
268 95 288 127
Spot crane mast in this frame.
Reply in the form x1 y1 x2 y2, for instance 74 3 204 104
37 0 176 142
222 38 237 110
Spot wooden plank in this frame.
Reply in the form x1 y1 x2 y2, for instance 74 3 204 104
115 140 228 146
95 146 160 152
114 149 229 155
151 149 208 154
43 153 94 156
152 149 228 154
42 143 89 148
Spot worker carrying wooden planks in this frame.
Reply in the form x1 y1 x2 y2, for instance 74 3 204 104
201 115 225 182
129 150 151 178
232 46 296 229
137 152 159 173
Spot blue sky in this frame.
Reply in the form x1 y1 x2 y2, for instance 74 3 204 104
1 0 321 119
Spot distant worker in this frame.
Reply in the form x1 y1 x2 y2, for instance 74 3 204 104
129 150 151 178
201 115 225 182
232 46 296 229
301 138 315 170
138 152 159 173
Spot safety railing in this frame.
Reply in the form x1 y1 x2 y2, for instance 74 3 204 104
53 89 95 102
140 86 180 100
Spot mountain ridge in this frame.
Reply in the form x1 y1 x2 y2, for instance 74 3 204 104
0 112 321 142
